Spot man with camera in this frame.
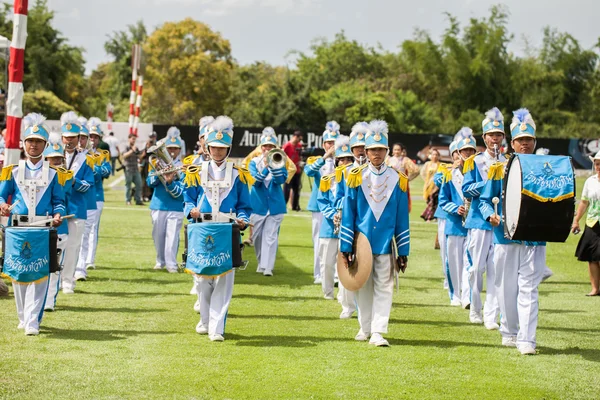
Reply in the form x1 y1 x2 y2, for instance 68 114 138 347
122 134 144 205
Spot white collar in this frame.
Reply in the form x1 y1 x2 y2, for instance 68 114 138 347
26 159 43 170
210 160 226 172
368 163 387 175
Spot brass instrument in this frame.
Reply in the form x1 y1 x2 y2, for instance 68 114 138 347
462 198 471 227
148 139 183 187
266 148 286 169
333 210 342 235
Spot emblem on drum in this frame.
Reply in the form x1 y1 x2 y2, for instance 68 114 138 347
20 242 32 260
542 162 554 176
203 235 216 253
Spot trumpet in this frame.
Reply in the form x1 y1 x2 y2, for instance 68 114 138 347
266 148 286 169
148 140 183 187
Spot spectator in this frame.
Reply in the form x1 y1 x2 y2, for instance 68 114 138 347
387 142 420 180
283 130 303 211
573 151 600 296
420 148 441 222
104 132 120 175
140 132 157 202
122 134 144 205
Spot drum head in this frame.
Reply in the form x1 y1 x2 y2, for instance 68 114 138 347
504 155 522 239
337 232 373 291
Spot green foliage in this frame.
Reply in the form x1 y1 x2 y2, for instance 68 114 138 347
22 90 74 119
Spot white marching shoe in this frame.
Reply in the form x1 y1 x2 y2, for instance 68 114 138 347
369 333 390 347
86 264 95 270
62 287 74 295
193 300 201 313
484 321 500 330
469 313 484 324
74 272 87 281
25 327 39 336
461 301 470 310
209 334 224 342
196 322 208 335
153 264 164 270
339 310 354 319
17 322 25 330
450 298 461 307
502 336 517 347
314 277 322 284
354 330 370 342
518 344 537 355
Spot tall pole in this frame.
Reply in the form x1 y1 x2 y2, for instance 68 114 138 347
5 0 28 165
128 44 142 136
106 102 114 132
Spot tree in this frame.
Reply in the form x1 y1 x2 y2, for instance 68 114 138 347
23 90 74 119
142 18 233 124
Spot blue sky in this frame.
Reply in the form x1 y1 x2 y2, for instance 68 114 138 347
46 0 599 74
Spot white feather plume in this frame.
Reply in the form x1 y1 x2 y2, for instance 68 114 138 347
262 127 276 136
47 130 62 146
87 117 102 131
77 116 88 127
368 120 389 136
485 107 504 123
167 126 181 138
325 120 340 133
351 122 369 135
211 116 234 134
510 108 536 132
23 113 47 129
60 111 79 126
199 116 215 128
335 135 350 150
454 127 473 142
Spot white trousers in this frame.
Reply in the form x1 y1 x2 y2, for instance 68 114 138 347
438 219 448 288
338 282 356 314
252 214 284 273
46 234 68 310
195 271 235 336
76 210 97 278
466 229 498 323
356 254 394 334
85 201 104 266
312 212 323 278
151 210 184 270
494 244 546 348
319 238 338 297
446 235 467 303
62 218 85 291
13 279 50 331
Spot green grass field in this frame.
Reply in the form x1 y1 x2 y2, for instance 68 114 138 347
1 173 599 399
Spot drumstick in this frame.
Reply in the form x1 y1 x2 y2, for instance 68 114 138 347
28 214 75 227
492 197 499 216
218 212 254 228
7 200 20 211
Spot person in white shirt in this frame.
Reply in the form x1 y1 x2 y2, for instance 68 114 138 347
103 132 120 176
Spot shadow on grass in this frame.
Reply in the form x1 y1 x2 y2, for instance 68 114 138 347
59 305 169 313
86 277 183 285
42 326 176 341
540 346 600 362
77 290 188 298
542 281 587 286
234 294 322 301
236 254 313 289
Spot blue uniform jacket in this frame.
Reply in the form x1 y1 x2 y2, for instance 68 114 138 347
433 170 447 220
0 164 66 220
93 157 112 202
147 162 185 212
304 157 335 212
438 169 468 237
340 165 410 256
58 174 73 235
479 162 545 246
183 165 252 225
248 156 288 216
317 173 339 239
66 152 94 220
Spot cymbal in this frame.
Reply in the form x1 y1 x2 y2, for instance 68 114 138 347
336 232 373 291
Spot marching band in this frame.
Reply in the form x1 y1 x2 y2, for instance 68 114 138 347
0 108 580 355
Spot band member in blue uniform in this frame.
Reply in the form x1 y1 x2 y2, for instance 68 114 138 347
80 117 112 273
0 113 67 335
43 131 73 312
248 127 288 276
60 112 94 292
480 109 546 355
438 134 476 307
462 108 505 327
148 130 185 273
183 116 252 341
434 145 454 291
340 120 410 347
317 135 353 300
75 116 98 281
304 121 339 284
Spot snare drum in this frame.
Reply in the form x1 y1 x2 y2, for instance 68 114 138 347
184 222 243 276
503 154 575 242
0 226 59 282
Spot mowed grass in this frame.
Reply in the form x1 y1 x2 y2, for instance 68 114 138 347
1 173 599 399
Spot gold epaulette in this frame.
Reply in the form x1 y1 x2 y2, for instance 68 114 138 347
0 164 15 181
94 153 104 166
442 167 453 184
86 154 95 168
306 156 322 165
335 165 346 183
462 154 476 174
319 173 335 192
183 154 197 166
504 153 512 161
183 165 202 187
346 164 368 189
398 172 408 192
100 149 110 163
436 163 450 173
488 162 506 181
50 166 74 186
234 165 255 187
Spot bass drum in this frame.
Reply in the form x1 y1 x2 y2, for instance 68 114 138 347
184 223 243 268
503 154 575 242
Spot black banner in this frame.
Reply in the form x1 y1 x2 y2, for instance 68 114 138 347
153 125 597 169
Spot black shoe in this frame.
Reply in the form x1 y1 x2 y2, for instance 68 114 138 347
135 201 144 206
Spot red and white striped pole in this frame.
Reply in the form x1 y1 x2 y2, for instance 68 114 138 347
5 0 28 165
106 103 114 132
133 74 143 136
127 65 137 135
